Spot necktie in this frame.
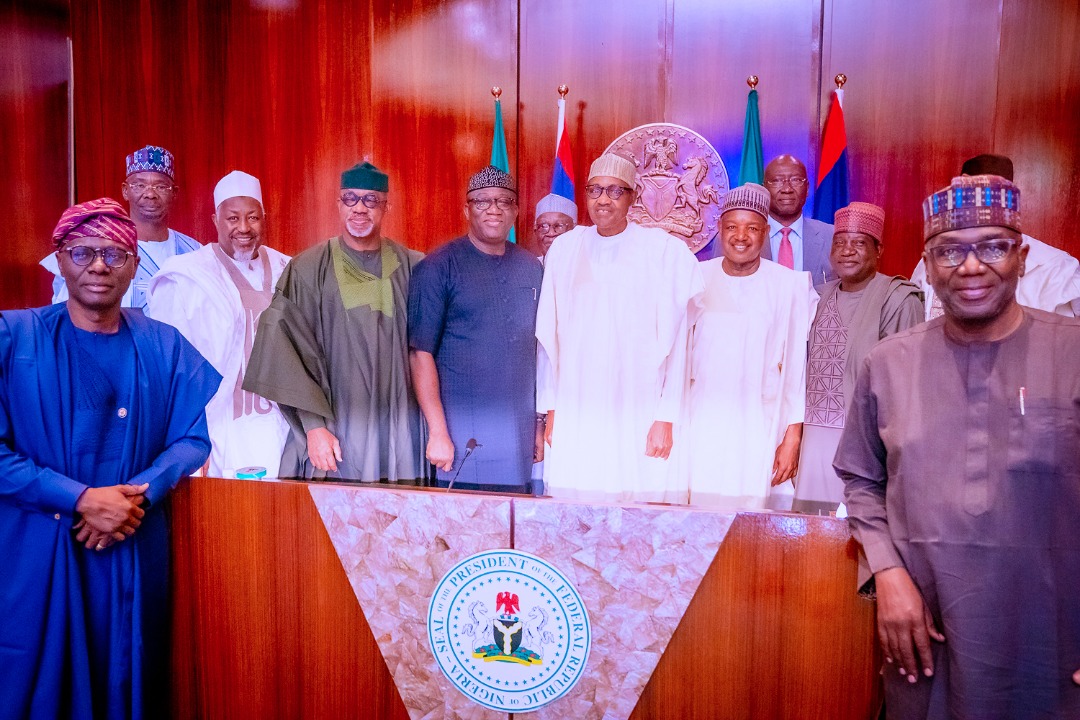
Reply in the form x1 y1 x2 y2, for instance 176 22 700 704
778 227 794 269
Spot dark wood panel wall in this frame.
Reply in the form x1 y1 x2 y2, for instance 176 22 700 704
2 0 1078 309
1 0 70 310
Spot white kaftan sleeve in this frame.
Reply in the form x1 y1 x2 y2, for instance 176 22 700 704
653 248 704 423
536 344 554 414
534 237 564 414
777 272 811 431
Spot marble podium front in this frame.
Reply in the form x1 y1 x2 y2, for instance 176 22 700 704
309 487 734 720
169 478 880 719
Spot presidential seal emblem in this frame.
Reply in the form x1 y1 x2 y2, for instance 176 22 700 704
427 549 591 712
605 123 729 253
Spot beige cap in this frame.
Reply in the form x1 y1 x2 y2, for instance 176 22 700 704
588 153 636 189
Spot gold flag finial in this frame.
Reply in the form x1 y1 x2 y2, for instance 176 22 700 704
491 86 502 99
834 73 847 89
747 75 759 90
557 84 569 98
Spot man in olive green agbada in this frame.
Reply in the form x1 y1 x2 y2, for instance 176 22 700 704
244 162 427 482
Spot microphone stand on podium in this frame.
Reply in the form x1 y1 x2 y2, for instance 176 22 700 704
445 438 481 492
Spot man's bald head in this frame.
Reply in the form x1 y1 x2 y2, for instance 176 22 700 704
765 155 806 176
763 155 809 224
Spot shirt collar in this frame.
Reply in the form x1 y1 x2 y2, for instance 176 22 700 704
769 214 805 239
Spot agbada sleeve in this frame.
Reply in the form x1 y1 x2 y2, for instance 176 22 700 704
834 356 904 574
146 270 230 376
0 318 87 518
134 331 221 507
880 288 926 338
242 261 334 420
534 245 561 415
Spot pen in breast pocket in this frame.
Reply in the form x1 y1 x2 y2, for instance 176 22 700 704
1019 386 1026 416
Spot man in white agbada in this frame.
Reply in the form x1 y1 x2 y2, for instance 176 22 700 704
536 152 703 503
911 153 1080 318
40 145 201 311
146 171 291 477
684 183 813 510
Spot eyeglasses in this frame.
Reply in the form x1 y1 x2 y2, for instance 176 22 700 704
584 184 632 200
61 245 134 269
467 196 517 211
928 239 1019 268
832 237 874 251
125 181 175 195
340 192 386 209
764 177 808 189
535 222 572 234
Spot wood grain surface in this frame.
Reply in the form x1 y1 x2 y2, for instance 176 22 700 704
170 477 410 720
631 512 881 720
3 0 1080 307
170 478 880 719
0 0 70 310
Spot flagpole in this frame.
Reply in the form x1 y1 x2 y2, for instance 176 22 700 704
812 72 850 220
738 74 764 186
550 84 576 201
488 85 515 243
556 84 568 147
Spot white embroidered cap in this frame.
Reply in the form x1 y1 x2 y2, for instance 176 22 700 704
214 170 264 210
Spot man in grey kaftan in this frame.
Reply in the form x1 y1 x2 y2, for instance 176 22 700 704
793 202 922 513
243 162 426 482
834 174 1080 719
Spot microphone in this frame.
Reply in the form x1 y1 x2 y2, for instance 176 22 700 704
446 438 482 492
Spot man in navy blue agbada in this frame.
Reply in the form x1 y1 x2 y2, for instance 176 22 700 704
408 166 543 493
0 198 219 719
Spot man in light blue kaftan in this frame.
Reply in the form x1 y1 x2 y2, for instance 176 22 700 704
39 145 200 311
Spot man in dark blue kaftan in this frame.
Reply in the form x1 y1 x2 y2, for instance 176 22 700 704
0 198 219 719
408 167 543 493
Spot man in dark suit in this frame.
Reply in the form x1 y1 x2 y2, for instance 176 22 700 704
760 154 836 286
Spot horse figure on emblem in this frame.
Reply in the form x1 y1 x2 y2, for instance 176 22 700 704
629 138 721 240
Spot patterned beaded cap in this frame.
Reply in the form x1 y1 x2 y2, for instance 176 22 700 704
468 165 517 194
923 174 1020 240
125 145 175 179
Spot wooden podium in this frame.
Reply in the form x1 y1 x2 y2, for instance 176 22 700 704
170 477 881 719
